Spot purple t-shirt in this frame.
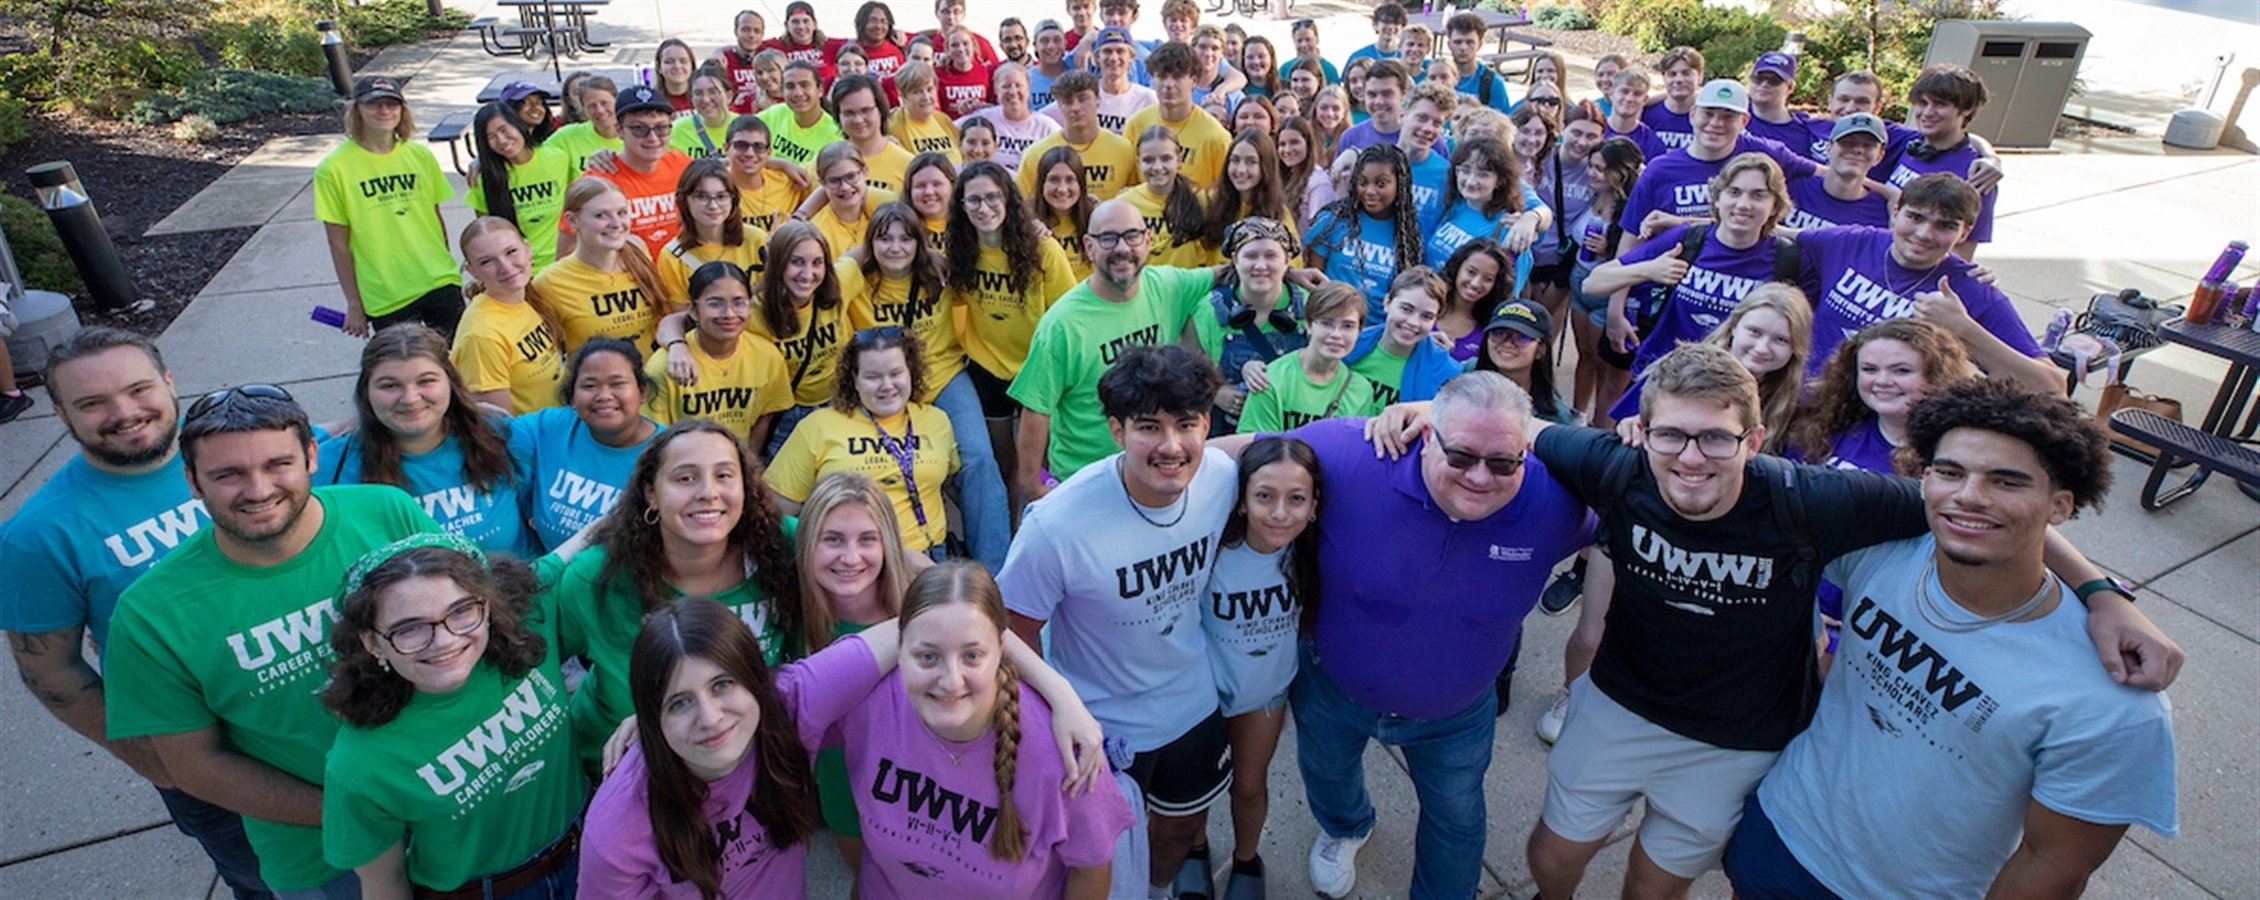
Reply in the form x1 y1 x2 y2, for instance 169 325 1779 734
1883 137 1994 242
845 673 1135 900
1336 119 1449 160
1292 417 1595 719
1793 225 2040 376
1616 224 1785 374
1785 418 1898 474
579 637 882 900
1606 121 1671 165
1618 136 1819 235
1641 101 1693 151
1745 112 1814 161
1783 175 1892 231
1799 117 1922 167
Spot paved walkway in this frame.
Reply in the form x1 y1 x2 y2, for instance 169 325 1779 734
2 3 2255 898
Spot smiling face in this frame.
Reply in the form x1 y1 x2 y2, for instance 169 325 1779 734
1643 393 1758 521
997 66 1031 113
1276 128 1308 169
645 431 746 549
735 12 764 52
188 429 317 546
1001 23 1028 60
1663 61 1701 101
367 356 451 445
691 74 730 120
1241 458 1316 554
836 84 883 141
853 344 914 417
1691 106 1747 155
1037 28 1066 63
1512 116 1549 162
1456 150 1499 203
692 276 754 342
727 129 771 176
584 89 618 134
1560 119 1604 163
53 346 179 471
960 125 996 161
1108 410 1209 505
946 31 976 69
463 228 534 295
963 173 1009 233
908 167 952 222
782 67 821 112
901 602 1001 742
862 7 893 42
366 575 488 694
1827 132 1882 179
788 10 815 43
872 219 920 276
822 159 868 212
1828 78 1881 118
482 115 527 163
1226 141 1264 192
659 655 760 781
1888 201 1973 269
1243 39 1272 74
1043 162 1084 212
1362 77 1404 129
1355 161 1397 216
619 110 674 166
1308 309 1360 362
1138 137 1180 192
1922 428 2072 569
1456 251 1501 305
1290 67 1321 99
1233 236 1288 297
1402 99 1445 153
1713 168 1774 240
360 97 404 134
1099 43 1133 81
1909 94 1966 142
812 501 887 603
1381 288 1439 351
1420 405 1527 521
1727 307 1794 377
1609 78 1647 119
1485 326 1539 373
1595 60 1621 93
659 44 696 85
784 238 829 302
1235 102 1275 138
1314 92 1346 131
686 175 735 230
570 350 646 437
1856 338 1931 421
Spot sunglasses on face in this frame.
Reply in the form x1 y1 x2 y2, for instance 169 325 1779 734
1434 438 1525 476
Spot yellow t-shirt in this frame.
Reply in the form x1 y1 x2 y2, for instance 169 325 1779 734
808 187 901 259
838 259 963 400
1015 130 1139 201
657 232 770 307
1123 105 1232 189
860 141 917 197
952 238 1077 379
312 139 459 316
1044 216 1095 282
669 115 732 159
886 109 961 163
1121 184 1212 268
736 175 807 234
640 333 793 440
529 255 662 352
766 405 958 551
450 294 565 415
747 299 851 407
924 217 947 256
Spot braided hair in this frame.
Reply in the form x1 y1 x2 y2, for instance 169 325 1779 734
1308 143 1420 284
898 562 1031 861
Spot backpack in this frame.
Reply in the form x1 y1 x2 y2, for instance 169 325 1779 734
1676 222 1802 285
1593 447 1820 593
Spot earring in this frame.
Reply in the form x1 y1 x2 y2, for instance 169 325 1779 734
378 657 392 672
643 506 660 525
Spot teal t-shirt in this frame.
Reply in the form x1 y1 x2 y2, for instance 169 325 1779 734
318 426 537 558
509 407 655 552
467 145 575 271
0 454 205 649
1008 265 1217 479
1306 209 1404 324
104 485 443 891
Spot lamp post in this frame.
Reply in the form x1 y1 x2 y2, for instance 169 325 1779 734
318 19 353 98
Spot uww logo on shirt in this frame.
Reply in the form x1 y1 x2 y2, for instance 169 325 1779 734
508 180 557 205
869 756 1000 844
1117 535 1213 600
1097 324 1162 364
228 597 340 670
1084 164 1114 184
1677 265 1766 313
104 499 209 567
416 676 558 794
1657 130 1694 149
592 288 644 317
1846 595 1988 721
546 469 619 513
912 135 955 155
1826 268 1920 321
1097 112 1127 132
420 485 484 523
628 193 676 220
780 321 839 359
1669 183 1711 215
877 291 943 326
973 269 1018 297
1629 524 1775 593
681 386 762 416
359 173 418 198
847 434 928 454
1212 582 1294 621
516 324 558 363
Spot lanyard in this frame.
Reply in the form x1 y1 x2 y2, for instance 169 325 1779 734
869 412 927 528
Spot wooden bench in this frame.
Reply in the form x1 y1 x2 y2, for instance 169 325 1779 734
427 111 477 178
2110 407 2260 509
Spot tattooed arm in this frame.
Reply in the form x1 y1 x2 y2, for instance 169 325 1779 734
9 627 175 788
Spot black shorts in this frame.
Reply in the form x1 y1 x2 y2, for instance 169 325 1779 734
1528 260 1574 289
1124 709 1232 818
1595 334 1636 371
371 284 466 343
966 362 1022 419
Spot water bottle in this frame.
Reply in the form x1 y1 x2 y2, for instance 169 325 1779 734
1103 734 1134 773
311 305 346 328
2188 239 2248 323
2041 308 2072 352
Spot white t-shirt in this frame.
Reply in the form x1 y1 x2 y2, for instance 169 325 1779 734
1000 448 1237 751
1757 535 2179 898
1201 542 1300 717
974 109 1062 172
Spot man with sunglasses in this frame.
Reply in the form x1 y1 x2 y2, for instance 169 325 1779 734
102 383 442 900
566 84 694 259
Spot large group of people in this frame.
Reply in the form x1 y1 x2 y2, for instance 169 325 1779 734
0 3 2190 900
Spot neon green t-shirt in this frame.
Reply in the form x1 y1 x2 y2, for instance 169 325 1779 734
544 122 624 173
1349 344 1410 408
1007 265 1216 479
466 145 574 270
1238 351 1381 434
756 103 845 166
104 486 443 891
313 139 459 317
669 114 732 159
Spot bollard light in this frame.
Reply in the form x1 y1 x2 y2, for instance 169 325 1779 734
318 19 353 98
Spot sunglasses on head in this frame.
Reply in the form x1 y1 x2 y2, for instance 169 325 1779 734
186 384 294 424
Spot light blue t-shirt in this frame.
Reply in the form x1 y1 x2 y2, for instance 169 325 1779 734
0 454 206 650
1455 69 1516 115
1027 67 1059 111
1406 148 1452 235
1756 534 2178 898
1307 208 1404 324
1201 542 1299 718
318 428 537 558
508 407 655 553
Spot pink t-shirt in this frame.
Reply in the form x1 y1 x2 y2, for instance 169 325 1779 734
844 672 1135 900
578 636 882 899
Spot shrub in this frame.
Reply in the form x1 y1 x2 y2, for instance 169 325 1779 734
1534 5 1596 30
127 69 339 126
1791 0 2005 115
0 0 207 112
0 193 85 296
338 0 473 48
1602 0 1786 82
0 96 31 150
173 114 221 143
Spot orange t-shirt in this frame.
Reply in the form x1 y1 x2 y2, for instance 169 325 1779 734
566 151 691 259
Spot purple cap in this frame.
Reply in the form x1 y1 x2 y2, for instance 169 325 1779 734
1093 25 1135 49
498 81 549 103
1753 51 1796 82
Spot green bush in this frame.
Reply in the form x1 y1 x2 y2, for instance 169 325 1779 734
1790 0 2004 115
338 0 473 48
0 193 85 296
0 0 207 112
1602 0 1785 81
0 96 31 150
126 69 339 125
201 18 327 78
1534 5 1596 30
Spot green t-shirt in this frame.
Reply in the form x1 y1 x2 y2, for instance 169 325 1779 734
548 520 797 777
1238 352 1382 433
1008 265 1217 479
669 115 731 159
467 144 574 271
755 102 845 166
104 485 443 891
1349 345 1410 408
543 121 624 174
313 139 460 317
320 632 581 891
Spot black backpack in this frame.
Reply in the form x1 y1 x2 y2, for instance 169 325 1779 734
1676 222 1802 285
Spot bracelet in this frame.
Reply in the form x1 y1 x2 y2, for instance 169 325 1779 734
666 339 688 349
2072 577 2131 605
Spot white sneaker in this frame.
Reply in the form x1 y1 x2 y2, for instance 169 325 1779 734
1308 832 1368 898
1538 686 1571 745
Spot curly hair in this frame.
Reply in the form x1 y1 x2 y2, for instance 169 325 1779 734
1792 318 1974 464
324 547 547 728
1309 143 1420 287
347 323 517 494
947 160 1043 299
592 420 801 638
1903 377 2111 512
1442 136 1522 219
898 562 1030 860
1442 238 1516 329
830 326 929 414
1200 128 1287 251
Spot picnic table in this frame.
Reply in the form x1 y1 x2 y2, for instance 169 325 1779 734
468 0 613 79
1407 7 1553 78
2110 317 2260 509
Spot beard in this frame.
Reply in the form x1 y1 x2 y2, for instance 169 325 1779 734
78 415 181 470
211 488 312 546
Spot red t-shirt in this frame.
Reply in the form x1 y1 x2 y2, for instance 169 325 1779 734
760 37 835 84
935 62 995 120
717 48 762 114
840 37 908 79
914 29 1000 67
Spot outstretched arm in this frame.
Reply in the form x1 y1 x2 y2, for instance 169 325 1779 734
9 629 174 788
2043 529 2180 690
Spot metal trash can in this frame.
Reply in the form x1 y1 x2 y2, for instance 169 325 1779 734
25 161 138 312
0 220 81 378
1925 20 2091 150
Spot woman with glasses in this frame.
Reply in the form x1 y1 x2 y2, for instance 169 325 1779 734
808 142 888 266
656 158 769 311
1468 298 1573 425
668 66 736 159
948 161 1076 520
644 261 794 451
468 102 575 272
768 328 958 562
319 323 537 557
318 76 461 339
320 535 583 900
511 339 661 553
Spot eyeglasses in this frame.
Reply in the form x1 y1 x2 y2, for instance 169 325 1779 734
963 190 1006 209
1529 96 1562 107
378 598 488 655
1644 426 1751 460
186 384 294 425
824 170 865 188
621 123 667 139
1433 438 1526 477
855 326 904 343
698 296 754 312
1087 228 1151 249
1488 329 1538 345
728 140 770 154
689 191 735 205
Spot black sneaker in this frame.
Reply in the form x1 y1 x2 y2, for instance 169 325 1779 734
1539 568 1583 617
1174 846 1215 900
0 391 32 424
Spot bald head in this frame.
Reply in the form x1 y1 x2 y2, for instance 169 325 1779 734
1085 198 1151 292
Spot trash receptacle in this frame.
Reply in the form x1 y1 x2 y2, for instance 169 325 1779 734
1926 20 2091 150
0 220 81 378
25 161 139 312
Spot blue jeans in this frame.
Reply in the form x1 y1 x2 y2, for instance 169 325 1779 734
479 850 579 900
1290 641 1496 900
158 786 274 900
930 369 1011 571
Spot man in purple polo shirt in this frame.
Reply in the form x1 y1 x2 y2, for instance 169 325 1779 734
1780 113 1894 231
1616 79 1818 253
1219 372 1594 900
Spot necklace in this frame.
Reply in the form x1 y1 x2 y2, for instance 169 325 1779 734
1915 558 2055 633
1118 457 1190 528
1885 253 1946 300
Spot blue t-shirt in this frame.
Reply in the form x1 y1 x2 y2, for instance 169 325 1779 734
1884 137 1995 242
318 429 537 557
1640 101 1693 150
1307 208 1405 323
1335 119 1449 160
509 407 655 552
1424 187 1540 297
1618 137 1820 235
1616 224 1785 374
1294 418 1594 719
1345 43 1401 65
0 454 206 649
1201 542 1299 718
1455 69 1516 115
1406 147 1452 234
1758 534 2179 898
1783 175 1892 231
1027 68 1058 111
1280 56 1341 85
1792 225 2040 377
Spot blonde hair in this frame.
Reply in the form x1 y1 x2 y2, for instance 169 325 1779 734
345 99 416 147
897 562 1029 861
560 177 673 320
1404 79 1458 117
793 472 912 651
894 60 937 94
457 216 565 345
1702 283 1813 450
1709 153 1793 234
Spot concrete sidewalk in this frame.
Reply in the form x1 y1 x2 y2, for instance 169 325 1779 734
3 3 2255 898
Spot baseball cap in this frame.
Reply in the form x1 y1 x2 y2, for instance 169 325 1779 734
1035 18 1065 35
1829 112 1889 144
1693 79 1748 114
1752 51 1797 82
786 1 815 18
1484 299 1552 343
498 81 550 103
353 75 404 104
1093 26 1135 49
614 84 673 117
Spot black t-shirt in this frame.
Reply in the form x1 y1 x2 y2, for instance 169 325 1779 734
1534 426 1928 750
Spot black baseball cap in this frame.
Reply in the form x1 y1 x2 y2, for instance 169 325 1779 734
614 84 673 117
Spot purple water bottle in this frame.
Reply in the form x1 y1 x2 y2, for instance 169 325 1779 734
2042 308 2072 352
311 305 346 328
2201 240 2249 283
